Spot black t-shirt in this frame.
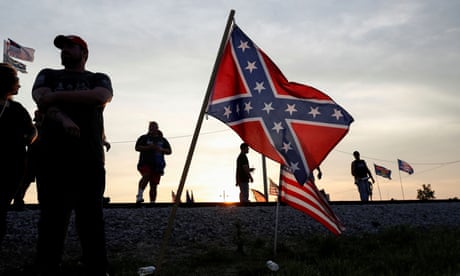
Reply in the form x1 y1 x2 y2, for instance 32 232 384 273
136 134 171 170
236 153 250 183
0 100 35 164
32 68 113 166
352 159 369 179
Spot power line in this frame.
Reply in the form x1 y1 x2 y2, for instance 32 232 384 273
109 130 460 167
109 128 231 144
334 149 460 167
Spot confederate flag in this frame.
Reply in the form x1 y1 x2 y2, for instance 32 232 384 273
207 24 353 184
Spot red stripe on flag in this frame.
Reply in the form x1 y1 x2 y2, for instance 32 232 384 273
269 178 279 196
280 167 345 235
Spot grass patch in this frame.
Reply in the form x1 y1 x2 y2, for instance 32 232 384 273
157 225 460 276
3 225 459 275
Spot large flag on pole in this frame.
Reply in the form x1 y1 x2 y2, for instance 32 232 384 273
374 164 392 179
398 159 414 175
280 166 344 235
206 24 354 185
5 38 35 62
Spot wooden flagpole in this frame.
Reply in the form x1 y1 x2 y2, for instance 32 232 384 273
155 9 236 271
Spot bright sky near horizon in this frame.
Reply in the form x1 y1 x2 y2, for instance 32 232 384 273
2 0 459 203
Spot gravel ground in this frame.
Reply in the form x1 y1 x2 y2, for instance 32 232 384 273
1 201 460 273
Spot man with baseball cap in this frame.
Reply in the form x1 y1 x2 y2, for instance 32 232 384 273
54 35 88 51
32 34 113 275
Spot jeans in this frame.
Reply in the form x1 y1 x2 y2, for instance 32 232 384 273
239 182 249 203
356 178 371 202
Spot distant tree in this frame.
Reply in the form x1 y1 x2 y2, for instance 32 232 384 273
417 184 435 200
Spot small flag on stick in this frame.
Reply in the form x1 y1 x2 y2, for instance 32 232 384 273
269 178 279 196
5 38 35 62
280 166 344 235
251 189 267 202
374 164 392 179
398 159 414 175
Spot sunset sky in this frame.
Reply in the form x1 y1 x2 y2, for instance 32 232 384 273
2 0 459 203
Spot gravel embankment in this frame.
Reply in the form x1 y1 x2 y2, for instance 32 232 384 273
1 201 460 272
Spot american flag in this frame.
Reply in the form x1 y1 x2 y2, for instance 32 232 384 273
5 38 35 62
374 164 392 179
398 159 414 175
207 24 354 185
269 178 279 196
280 166 344 235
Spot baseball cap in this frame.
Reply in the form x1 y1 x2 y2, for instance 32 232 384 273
54 35 88 51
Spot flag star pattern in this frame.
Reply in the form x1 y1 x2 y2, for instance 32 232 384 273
207 24 354 184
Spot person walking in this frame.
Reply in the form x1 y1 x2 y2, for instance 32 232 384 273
236 143 254 203
0 63 36 245
135 121 172 203
351 150 375 202
31 35 113 275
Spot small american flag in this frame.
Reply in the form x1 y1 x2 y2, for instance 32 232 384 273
398 159 414 175
5 38 35 62
280 166 344 235
269 178 279 196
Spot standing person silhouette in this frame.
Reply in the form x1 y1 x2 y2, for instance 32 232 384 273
32 35 113 275
236 143 254 203
135 121 172 203
351 151 375 202
0 63 36 245
12 110 43 211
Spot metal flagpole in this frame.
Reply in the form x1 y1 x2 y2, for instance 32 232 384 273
398 169 405 200
155 9 236 271
273 165 283 257
375 177 382 200
273 193 280 257
262 155 268 201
